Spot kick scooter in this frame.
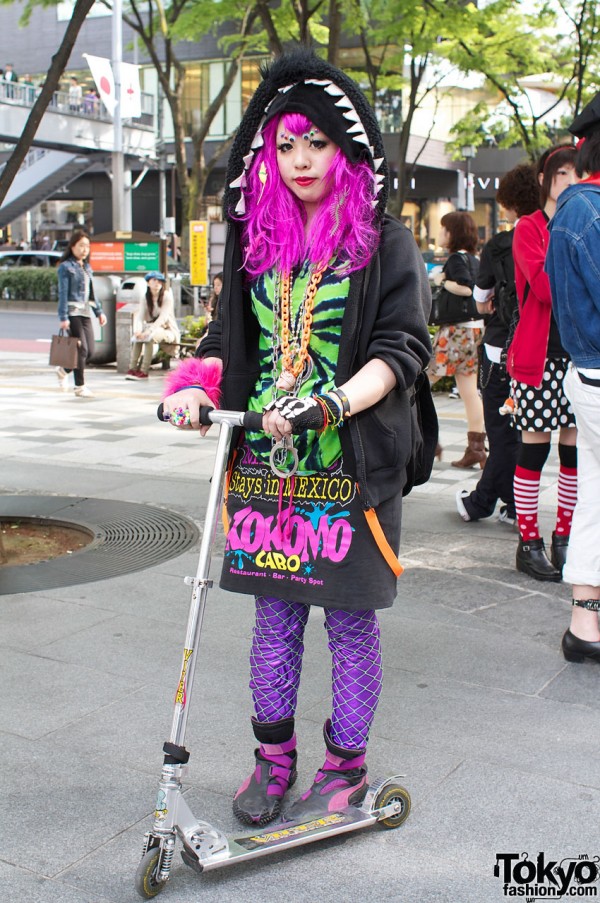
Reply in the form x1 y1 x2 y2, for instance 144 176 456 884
135 406 411 899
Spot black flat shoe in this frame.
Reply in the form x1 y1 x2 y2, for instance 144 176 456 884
562 629 600 663
516 537 562 582
551 532 569 573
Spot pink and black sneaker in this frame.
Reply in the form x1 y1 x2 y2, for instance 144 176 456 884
284 720 368 822
284 759 367 822
233 738 297 826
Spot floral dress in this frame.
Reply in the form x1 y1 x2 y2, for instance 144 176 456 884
428 251 482 379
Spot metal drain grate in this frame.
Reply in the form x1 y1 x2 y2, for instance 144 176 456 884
0 496 199 595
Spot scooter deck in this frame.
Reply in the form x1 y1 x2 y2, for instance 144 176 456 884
189 806 377 872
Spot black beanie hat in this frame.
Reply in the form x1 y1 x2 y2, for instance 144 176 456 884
569 91 600 140
223 49 388 222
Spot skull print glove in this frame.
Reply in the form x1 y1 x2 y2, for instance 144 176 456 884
264 395 326 434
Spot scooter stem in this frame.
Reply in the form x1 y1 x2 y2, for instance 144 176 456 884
168 418 234 749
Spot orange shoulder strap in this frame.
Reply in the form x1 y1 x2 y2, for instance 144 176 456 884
364 508 404 577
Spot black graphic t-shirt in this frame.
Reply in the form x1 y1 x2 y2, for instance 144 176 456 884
220 446 401 611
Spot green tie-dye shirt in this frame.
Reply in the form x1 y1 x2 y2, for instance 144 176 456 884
245 262 350 473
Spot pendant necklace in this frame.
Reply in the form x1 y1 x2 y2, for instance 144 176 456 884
275 265 324 392
269 265 324 478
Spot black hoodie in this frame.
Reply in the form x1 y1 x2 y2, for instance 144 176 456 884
198 52 432 508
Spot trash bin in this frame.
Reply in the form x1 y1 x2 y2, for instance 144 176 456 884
115 276 146 373
89 274 121 365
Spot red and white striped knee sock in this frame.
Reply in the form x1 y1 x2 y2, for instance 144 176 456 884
514 466 543 540
514 443 551 541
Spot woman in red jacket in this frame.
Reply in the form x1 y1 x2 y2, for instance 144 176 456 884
507 145 578 581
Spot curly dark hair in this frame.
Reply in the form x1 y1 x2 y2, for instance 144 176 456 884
440 211 478 253
496 164 540 218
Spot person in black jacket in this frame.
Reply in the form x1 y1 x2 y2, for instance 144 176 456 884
161 51 432 828
456 164 540 525
428 211 485 468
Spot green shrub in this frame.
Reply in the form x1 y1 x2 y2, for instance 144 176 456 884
180 314 207 340
0 267 57 302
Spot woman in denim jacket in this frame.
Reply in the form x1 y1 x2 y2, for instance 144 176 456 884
57 230 106 397
546 94 600 664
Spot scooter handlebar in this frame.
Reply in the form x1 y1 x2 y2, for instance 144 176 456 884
156 403 264 432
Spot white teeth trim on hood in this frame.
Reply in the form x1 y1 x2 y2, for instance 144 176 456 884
352 132 370 147
235 194 246 214
334 96 354 110
373 157 384 172
324 83 345 97
346 121 366 135
243 152 255 169
342 109 361 123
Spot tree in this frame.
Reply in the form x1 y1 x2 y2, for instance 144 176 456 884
555 0 600 116
426 0 594 159
0 0 96 206
120 0 260 252
347 0 457 214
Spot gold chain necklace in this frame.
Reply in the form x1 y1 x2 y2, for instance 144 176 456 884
276 266 324 392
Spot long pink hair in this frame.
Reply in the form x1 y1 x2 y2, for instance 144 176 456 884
236 113 379 277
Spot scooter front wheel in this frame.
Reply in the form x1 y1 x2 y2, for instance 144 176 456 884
135 847 168 899
374 783 411 829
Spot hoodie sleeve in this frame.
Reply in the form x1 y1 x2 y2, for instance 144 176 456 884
365 219 433 391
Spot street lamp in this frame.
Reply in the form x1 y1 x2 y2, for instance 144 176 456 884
461 144 476 212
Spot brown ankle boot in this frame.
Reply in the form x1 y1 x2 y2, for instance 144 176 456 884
451 432 487 469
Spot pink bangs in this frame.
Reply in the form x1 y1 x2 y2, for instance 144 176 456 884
236 113 379 277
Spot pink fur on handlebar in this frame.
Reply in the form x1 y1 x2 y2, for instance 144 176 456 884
161 357 223 408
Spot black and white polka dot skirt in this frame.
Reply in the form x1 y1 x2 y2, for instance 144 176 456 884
511 357 576 432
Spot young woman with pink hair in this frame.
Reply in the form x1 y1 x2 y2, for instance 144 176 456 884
161 51 432 826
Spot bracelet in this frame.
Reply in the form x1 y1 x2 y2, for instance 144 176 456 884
331 387 351 419
319 393 344 428
314 396 330 433
573 598 600 611
173 384 205 394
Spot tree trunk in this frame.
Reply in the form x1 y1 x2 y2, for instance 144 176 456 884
0 0 96 206
328 0 342 66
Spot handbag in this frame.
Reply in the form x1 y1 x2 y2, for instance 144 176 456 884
428 284 478 326
49 329 79 369
428 252 479 326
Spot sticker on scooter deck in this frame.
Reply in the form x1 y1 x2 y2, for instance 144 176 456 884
234 810 367 852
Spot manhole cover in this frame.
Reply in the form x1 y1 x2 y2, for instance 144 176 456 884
0 496 199 595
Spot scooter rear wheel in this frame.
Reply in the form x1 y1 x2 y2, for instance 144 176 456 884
135 847 168 898
374 783 411 829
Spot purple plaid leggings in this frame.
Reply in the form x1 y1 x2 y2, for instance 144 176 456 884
249 595 383 752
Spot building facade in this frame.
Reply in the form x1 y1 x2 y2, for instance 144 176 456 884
0 1 562 255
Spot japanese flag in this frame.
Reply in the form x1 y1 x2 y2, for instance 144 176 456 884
120 62 142 119
84 53 116 116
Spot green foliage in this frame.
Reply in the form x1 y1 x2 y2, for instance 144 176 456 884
433 0 596 159
180 314 207 340
0 267 57 301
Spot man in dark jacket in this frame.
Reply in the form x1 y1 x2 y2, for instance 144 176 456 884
456 164 539 525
